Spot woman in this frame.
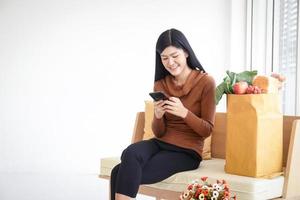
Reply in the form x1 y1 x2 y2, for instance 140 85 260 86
110 29 216 200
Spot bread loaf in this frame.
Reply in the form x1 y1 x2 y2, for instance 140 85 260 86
252 75 280 93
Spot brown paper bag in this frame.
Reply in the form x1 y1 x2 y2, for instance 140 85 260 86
225 94 283 177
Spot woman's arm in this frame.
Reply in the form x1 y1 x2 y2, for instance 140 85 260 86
152 115 166 138
183 77 216 137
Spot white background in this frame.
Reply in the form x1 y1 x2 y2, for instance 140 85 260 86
0 0 242 199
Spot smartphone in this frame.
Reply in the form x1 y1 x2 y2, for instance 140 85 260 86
149 91 169 101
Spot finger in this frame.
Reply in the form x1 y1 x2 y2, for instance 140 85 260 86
164 100 176 107
158 104 167 110
157 101 165 107
154 100 165 107
153 100 162 105
161 107 167 112
164 104 176 112
168 97 179 102
165 109 177 116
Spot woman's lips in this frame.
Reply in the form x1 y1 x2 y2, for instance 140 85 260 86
169 65 179 70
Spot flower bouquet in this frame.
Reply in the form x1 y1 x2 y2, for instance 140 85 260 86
179 177 236 200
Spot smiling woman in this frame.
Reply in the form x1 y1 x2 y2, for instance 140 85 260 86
160 46 190 85
109 29 216 200
155 29 206 82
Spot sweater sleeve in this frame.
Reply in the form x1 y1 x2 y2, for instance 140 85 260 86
151 81 167 138
152 116 166 138
183 76 216 137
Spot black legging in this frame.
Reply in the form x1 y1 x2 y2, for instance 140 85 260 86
110 138 202 199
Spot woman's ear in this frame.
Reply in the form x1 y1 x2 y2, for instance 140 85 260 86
184 51 189 58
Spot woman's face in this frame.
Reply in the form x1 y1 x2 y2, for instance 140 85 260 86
160 46 189 77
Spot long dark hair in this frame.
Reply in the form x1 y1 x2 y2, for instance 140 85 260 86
155 29 205 82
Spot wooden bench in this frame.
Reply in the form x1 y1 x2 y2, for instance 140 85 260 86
100 112 300 200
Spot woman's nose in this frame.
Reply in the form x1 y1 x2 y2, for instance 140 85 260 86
168 58 174 65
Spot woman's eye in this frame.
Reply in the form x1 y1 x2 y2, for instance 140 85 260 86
172 55 178 58
162 57 168 61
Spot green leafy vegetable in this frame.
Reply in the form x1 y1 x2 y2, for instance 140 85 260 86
215 70 257 105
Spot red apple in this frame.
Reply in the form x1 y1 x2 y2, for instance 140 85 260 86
233 81 248 94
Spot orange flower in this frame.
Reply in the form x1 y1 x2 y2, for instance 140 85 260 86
201 177 208 182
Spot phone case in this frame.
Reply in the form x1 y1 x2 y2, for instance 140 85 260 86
149 92 168 101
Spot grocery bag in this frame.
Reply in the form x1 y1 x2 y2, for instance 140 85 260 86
225 94 283 177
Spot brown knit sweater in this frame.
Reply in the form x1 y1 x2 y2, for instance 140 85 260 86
152 70 216 157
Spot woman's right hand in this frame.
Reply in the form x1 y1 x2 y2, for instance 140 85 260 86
154 100 166 119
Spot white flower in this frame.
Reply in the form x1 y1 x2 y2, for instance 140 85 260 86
202 185 208 190
216 185 222 191
212 190 219 198
198 193 205 200
211 197 218 200
183 191 189 198
212 183 219 190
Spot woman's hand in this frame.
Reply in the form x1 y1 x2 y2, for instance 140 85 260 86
153 100 166 119
164 97 188 118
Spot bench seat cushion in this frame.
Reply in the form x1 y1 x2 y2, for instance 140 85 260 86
100 157 284 200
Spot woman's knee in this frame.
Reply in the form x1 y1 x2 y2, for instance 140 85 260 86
120 142 147 162
111 164 120 178
120 144 139 162
120 140 158 166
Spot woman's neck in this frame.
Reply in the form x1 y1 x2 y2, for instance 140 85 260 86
173 67 192 86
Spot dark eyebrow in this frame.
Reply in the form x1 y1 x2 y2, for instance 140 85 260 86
161 52 178 57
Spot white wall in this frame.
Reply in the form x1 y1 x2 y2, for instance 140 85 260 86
0 0 231 175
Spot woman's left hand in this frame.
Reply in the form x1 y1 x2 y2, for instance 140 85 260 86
164 97 188 118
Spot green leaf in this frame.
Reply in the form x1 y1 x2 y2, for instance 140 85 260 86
222 76 234 94
235 70 258 84
226 70 236 83
215 82 226 105
231 73 237 85
225 81 233 94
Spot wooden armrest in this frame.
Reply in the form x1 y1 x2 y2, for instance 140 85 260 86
131 112 145 143
283 119 300 199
